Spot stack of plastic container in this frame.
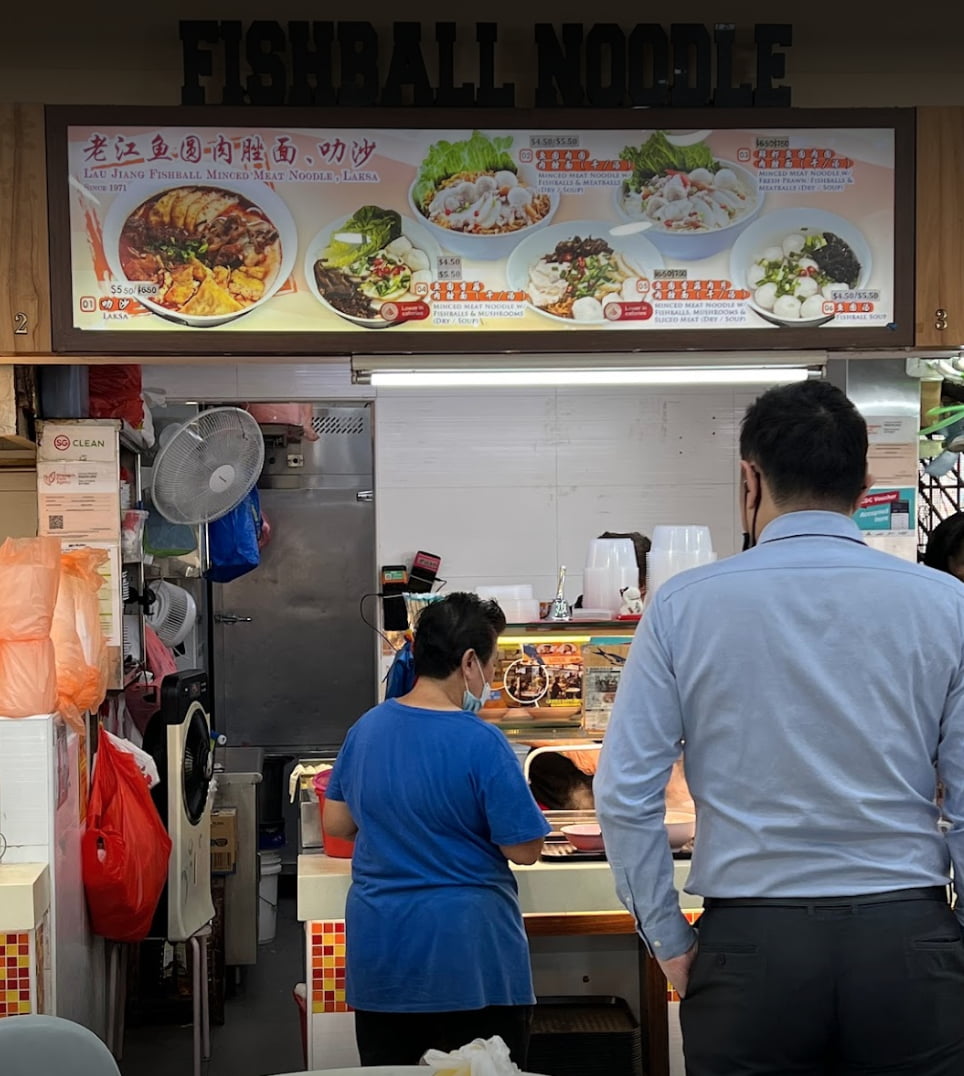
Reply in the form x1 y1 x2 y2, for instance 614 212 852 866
582 538 639 617
476 585 540 624
647 526 717 600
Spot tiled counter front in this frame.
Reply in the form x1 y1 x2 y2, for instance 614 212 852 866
0 864 51 1020
298 854 701 1070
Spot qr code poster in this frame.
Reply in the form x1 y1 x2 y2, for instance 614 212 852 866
37 460 120 541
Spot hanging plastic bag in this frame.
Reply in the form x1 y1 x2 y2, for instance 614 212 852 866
101 730 161 789
64 547 110 713
385 639 416 699
82 731 172 943
124 626 177 736
0 639 58 718
0 537 61 641
206 489 262 584
51 548 108 730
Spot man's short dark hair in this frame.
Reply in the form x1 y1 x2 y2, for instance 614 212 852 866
412 592 507 680
924 512 964 574
740 380 868 509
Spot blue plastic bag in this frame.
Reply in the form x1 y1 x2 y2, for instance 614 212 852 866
384 639 416 699
206 490 262 584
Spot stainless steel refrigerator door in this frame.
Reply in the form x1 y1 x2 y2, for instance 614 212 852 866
212 484 376 750
211 405 376 751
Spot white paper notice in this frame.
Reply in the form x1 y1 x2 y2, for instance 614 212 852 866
63 540 123 647
865 416 919 445
37 460 120 540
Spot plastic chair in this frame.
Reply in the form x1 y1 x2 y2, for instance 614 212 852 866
0 1014 121 1075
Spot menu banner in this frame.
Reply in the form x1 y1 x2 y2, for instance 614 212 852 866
50 113 905 351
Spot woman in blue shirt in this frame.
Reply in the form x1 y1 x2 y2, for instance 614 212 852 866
324 592 551 1067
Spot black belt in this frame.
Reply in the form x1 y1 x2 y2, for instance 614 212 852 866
703 886 947 910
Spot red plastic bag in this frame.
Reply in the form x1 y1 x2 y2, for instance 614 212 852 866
0 537 61 641
88 365 145 430
82 731 172 942
0 639 57 717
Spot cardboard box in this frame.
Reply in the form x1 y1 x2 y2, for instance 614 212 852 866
210 807 237 875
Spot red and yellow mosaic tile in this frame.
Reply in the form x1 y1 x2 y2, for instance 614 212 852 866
309 920 349 1014
666 910 703 1003
0 933 32 1018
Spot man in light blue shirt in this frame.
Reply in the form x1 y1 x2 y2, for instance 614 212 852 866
597 380 964 1074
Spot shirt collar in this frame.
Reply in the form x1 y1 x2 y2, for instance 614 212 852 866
758 510 864 545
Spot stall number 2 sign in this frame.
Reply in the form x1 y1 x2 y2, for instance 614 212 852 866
13 312 28 335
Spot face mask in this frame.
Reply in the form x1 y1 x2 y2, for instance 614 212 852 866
462 662 490 714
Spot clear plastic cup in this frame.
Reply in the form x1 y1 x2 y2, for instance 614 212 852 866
650 526 714 556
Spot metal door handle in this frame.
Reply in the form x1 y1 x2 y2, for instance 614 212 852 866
214 614 253 624
356 490 374 502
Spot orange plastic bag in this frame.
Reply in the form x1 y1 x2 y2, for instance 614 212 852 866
0 537 61 640
0 639 58 717
82 731 172 943
51 548 109 725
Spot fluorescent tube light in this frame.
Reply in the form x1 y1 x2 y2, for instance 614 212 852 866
368 366 814 389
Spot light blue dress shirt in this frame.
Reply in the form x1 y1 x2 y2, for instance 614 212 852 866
596 511 964 960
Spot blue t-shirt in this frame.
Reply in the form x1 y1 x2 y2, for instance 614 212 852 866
325 699 551 1013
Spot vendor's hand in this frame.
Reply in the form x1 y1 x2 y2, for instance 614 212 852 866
657 940 698 998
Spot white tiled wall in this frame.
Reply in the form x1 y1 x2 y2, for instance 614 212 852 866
375 385 757 600
141 362 760 601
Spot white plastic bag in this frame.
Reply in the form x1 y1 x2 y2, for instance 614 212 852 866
101 730 161 789
422 1036 520 1076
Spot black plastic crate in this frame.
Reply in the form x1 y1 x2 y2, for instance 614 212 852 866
528 995 641 1076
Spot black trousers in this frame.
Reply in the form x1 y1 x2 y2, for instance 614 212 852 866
353 1004 532 1067
681 888 964 1075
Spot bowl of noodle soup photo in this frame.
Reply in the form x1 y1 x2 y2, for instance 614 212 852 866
102 180 297 327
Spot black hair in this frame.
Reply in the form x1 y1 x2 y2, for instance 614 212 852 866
598 530 652 586
924 512 964 574
739 380 868 509
527 751 594 811
412 592 507 680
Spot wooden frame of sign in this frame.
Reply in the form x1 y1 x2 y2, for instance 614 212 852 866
45 106 914 357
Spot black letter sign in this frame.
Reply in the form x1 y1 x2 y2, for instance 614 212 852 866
585 24 626 108
754 23 792 106
338 22 379 106
534 23 585 107
713 24 752 108
180 21 219 105
246 21 288 106
382 22 435 106
288 21 335 106
670 24 711 107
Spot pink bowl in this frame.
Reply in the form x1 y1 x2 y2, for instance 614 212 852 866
562 824 605 851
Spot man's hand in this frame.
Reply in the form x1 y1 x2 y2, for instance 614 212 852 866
657 940 698 998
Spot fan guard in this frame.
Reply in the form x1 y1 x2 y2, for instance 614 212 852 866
152 407 265 525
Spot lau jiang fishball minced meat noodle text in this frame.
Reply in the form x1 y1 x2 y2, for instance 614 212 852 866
119 186 282 316
750 229 862 322
526 235 651 321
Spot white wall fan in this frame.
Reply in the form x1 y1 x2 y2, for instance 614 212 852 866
152 407 265 525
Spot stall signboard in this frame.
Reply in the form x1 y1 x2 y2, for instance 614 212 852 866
46 107 913 354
